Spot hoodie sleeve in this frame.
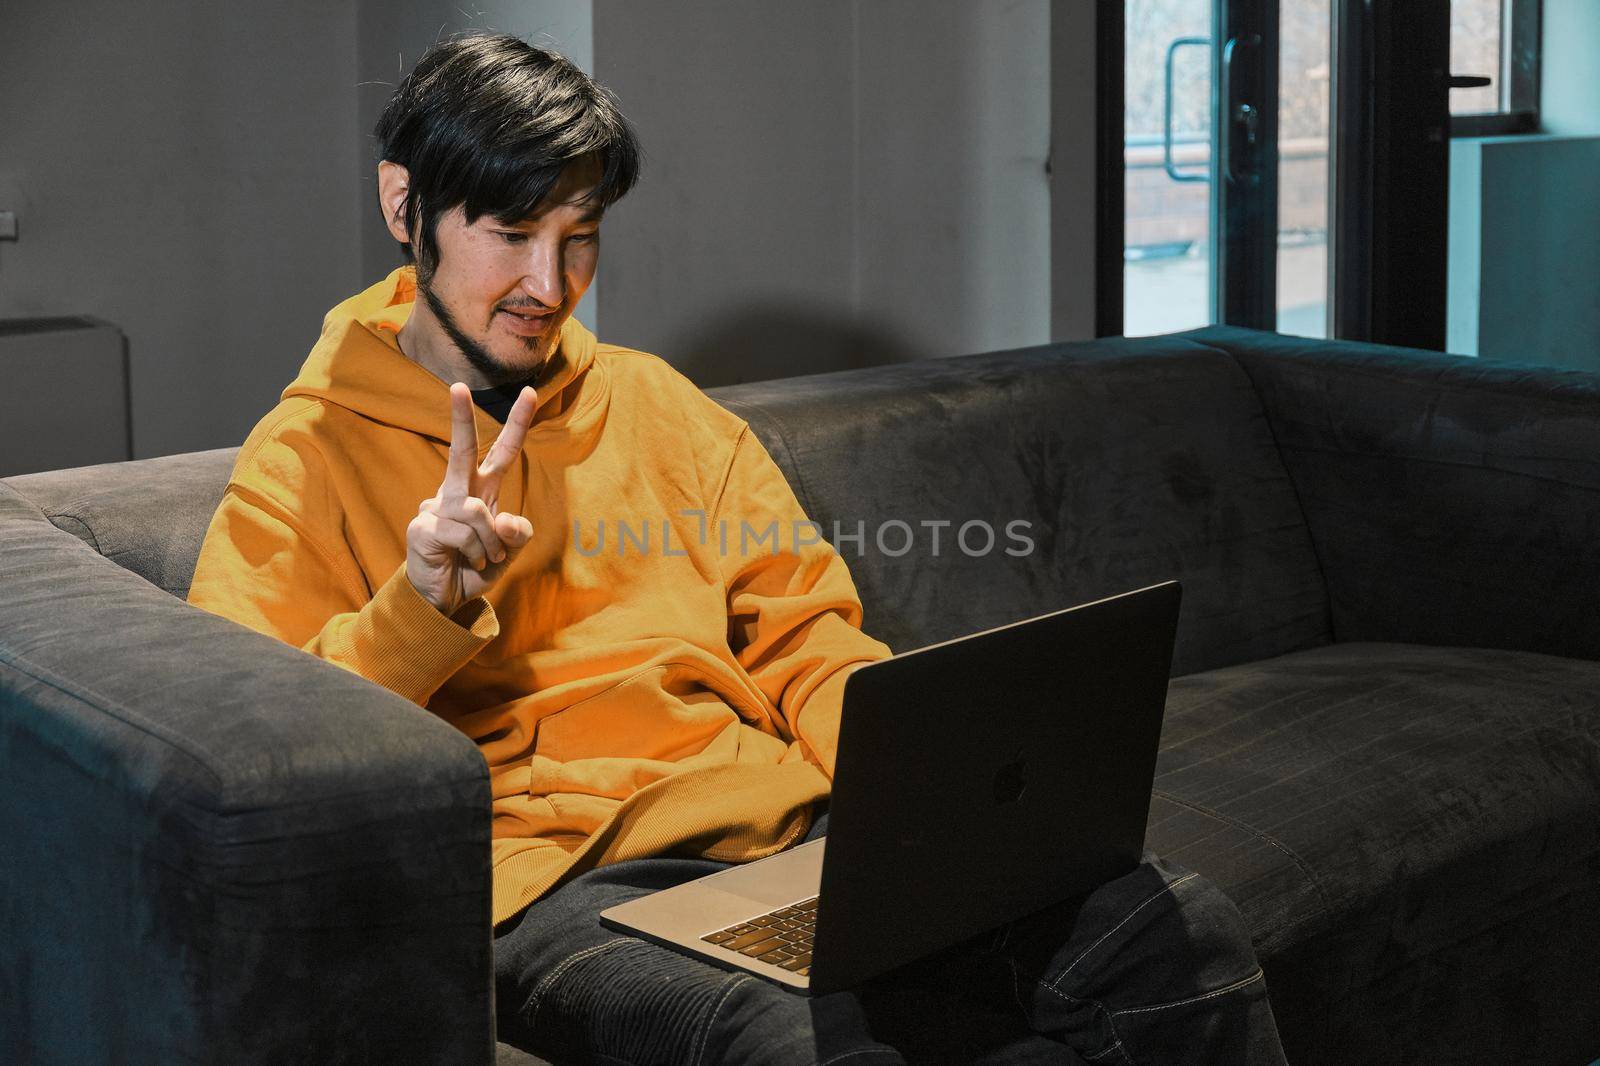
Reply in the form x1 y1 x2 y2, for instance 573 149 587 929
714 427 893 777
189 483 498 706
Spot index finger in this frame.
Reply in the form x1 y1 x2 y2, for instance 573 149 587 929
440 383 478 498
479 386 537 487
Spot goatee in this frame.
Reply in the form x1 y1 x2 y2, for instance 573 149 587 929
419 275 547 388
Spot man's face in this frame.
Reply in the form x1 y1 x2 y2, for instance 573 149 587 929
411 158 603 387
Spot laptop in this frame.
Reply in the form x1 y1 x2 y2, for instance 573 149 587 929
599 580 1182 996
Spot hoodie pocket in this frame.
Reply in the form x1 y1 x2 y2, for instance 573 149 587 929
533 661 776 765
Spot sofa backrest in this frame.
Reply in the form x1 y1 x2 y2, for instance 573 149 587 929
2 333 1333 677
713 333 1331 674
5 447 236 600
1194 324 1600 662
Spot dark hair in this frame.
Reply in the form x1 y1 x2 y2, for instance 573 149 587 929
374 33 641 276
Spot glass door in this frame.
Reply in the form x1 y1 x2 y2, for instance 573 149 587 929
1122 0 1332 339
1122 1 1215 336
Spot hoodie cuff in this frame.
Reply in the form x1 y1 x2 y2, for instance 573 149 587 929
792 663 872 780
349 565 500 704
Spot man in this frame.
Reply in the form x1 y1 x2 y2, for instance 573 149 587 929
190 33 1286 1065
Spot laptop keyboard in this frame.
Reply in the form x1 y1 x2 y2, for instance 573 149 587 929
699 896 818 976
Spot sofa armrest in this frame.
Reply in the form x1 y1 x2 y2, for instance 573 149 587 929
1190 326 1600 660
0 487 494 1066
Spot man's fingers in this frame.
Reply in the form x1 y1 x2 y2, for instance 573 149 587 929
431 515 490 571
441 497 507 563
413 385 536 594
478 386 537 493
494 510 534 548
441 383 478 499
489 512 533 574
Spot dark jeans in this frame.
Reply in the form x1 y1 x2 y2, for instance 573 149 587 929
495 818 1286 1066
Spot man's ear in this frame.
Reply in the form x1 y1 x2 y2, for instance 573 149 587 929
377 161 412 245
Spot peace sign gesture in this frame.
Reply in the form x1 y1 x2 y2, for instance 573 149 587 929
406 382 537 616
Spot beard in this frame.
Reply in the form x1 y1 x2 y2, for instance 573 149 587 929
418 270 553 388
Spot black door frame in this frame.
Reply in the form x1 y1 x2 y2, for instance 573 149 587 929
1213 0 1280 329
1331 0 1451 350
1094 2 1125 338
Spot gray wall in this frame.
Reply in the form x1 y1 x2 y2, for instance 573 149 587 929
0 1 362 459
1049 0 1100 344
592 0 1057 386
2 1 1091 457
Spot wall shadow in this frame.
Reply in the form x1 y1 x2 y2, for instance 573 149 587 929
669 305 929 389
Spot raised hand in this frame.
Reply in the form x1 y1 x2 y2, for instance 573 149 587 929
406 382 537 616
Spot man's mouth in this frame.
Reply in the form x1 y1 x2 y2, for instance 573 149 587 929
498 306 556 336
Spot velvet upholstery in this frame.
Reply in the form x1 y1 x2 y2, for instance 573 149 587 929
1152 642 1600 1065
0 482 495 1065
1203 325 1600 660
2 327 1597 1065
713 332 1332 676
8 447 235 600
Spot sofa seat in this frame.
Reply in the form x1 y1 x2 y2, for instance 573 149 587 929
1149 641 1600 1062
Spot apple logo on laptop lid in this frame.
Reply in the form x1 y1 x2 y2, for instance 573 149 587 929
993 758 1027 806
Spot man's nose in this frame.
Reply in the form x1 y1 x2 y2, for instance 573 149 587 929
518 242 566 308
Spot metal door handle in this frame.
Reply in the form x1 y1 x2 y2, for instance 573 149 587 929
1220 34 1262 187
1163 36 1211 183
1235 102 1259 148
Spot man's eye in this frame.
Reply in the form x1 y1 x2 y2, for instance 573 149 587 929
568 232 597 245
498 231 527 244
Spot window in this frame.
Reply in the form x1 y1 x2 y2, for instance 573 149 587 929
1450 0 1541 136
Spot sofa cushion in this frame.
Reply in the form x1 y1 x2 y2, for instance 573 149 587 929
710 333 1332 675
1148 641 1600 1064
4 448 235 599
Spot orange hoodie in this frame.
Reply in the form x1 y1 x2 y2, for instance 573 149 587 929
189 267 892 924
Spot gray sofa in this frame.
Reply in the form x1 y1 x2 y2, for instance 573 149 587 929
2 325 1597 1065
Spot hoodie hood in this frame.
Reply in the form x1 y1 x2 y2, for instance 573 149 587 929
284 266 601 443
